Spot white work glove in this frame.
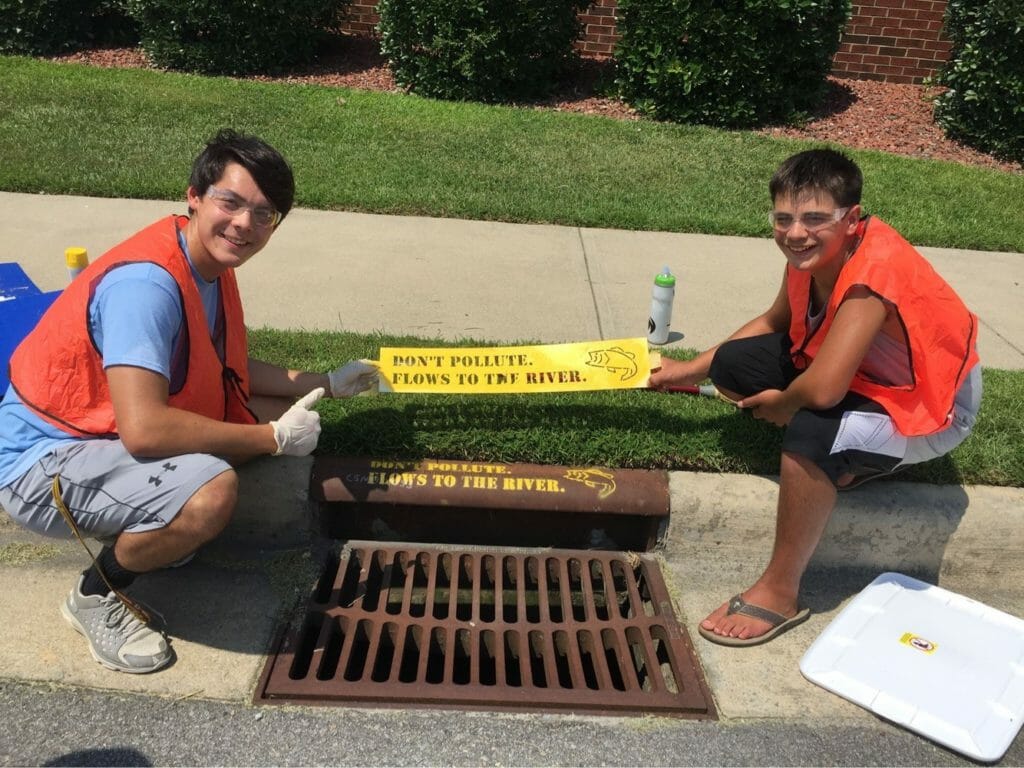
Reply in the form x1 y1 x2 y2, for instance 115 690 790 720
328 359 379 398
270 387 324 457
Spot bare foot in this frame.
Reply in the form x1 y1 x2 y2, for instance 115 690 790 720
700 583 800 641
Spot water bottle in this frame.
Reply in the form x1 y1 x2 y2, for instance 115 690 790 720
647 266 676 345
65 247 89 282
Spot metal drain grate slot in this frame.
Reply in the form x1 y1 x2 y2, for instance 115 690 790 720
256 543 715 718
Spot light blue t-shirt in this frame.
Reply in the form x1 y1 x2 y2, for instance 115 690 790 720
0 236 220 486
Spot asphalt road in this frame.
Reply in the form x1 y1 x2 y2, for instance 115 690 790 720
2 679 1019 767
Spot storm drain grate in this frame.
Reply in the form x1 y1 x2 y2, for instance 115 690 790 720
255 542 715 718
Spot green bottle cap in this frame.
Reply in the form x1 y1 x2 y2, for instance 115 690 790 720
654 267 675 287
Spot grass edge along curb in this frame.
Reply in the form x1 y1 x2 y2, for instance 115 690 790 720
249 328 1024 489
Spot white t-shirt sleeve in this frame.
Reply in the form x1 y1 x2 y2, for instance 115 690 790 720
89 262 183 380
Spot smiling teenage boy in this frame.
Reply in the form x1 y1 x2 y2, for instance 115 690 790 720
649 148 981 646
0 129 377 673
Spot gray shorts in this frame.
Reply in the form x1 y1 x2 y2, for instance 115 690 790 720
0 439 232 540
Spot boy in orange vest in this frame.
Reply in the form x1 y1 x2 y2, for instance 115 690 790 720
0 129 378 672
649 148 981 646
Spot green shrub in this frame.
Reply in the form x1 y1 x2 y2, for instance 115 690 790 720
378 0 589 102
615 0 850 128
0 0 95 54
0 0 136 54
933 0 1024 164
92 0 139 46
125 0 347 75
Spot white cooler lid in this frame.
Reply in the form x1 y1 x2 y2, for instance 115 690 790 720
800 572 1024 762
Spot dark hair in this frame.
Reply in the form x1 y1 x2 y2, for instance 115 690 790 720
769 149 862 208
189 129 295 221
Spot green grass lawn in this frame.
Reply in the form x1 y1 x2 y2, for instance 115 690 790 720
251 329 1024 488
1 55 1022 252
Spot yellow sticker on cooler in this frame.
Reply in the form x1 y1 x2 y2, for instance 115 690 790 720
900 632 938 654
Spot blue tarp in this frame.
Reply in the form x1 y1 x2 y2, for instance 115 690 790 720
0 264 60 392
0 262 42 300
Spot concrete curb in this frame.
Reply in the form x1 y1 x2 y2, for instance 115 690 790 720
229 460 1024 605
666 473 1024 577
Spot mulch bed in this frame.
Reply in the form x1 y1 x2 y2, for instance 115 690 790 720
50 35 1021 174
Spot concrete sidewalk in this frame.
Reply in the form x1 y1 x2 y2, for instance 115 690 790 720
4 192 1024 367
2 192 1023 763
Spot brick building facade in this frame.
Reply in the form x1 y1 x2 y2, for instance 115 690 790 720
340 0 951 85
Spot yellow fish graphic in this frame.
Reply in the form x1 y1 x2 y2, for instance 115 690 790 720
585 347 638 382
564 468 617 499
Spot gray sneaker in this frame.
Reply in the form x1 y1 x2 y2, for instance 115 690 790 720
60 576 172 674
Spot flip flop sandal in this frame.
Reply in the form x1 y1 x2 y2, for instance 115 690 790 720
836 465 906 492
698 594 811 647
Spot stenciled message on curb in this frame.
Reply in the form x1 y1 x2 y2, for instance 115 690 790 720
374 337 659 394
313 456 670 517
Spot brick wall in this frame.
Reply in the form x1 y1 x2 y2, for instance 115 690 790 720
343 2 378 35
576 0 620 58
833 0 951 83
339 0 951 85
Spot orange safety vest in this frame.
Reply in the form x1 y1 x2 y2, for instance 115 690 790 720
9 215 256 438
787 216 979 436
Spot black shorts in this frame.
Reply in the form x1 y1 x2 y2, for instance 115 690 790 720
709 332 903 484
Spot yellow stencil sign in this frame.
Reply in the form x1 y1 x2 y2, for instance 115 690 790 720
376 338 657 394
